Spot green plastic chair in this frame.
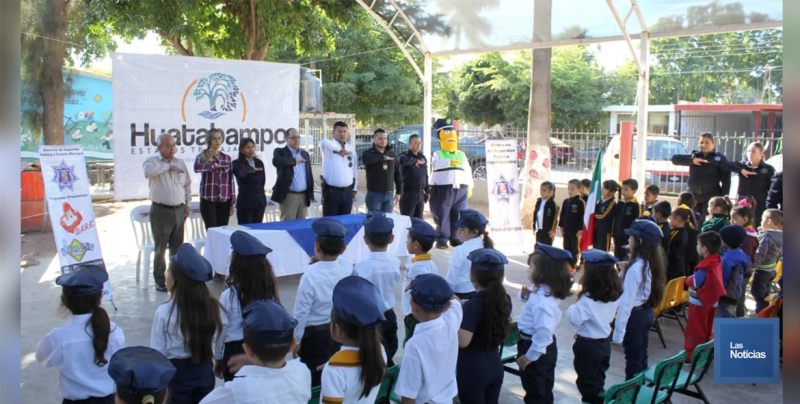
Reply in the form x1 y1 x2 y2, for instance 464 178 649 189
643 339 714 404
308 385 321 404
595 373 645 404
375 365 400 404
635 351 686 404
501 322 521 376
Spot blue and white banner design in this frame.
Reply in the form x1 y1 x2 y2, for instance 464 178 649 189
485 140 523 247
714 318 780 383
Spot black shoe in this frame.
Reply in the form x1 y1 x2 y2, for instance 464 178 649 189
155 284 168 292
449 239 463 248
436 242 449 250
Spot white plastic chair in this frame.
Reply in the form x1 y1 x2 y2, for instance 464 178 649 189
130 205 154 282
265 201 279 222
186 202 207 254
352 192 367 214
309 192 323 218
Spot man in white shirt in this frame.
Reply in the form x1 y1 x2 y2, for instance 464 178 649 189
320 121 359 216
142 134 191 292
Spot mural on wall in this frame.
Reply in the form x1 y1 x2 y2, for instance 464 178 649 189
22 71 114 161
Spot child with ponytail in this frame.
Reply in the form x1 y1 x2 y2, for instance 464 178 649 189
321 276 387 403
446 209 493 298
36 266 125 404
457 249 512 404
730 200 759 317
702 196 732 233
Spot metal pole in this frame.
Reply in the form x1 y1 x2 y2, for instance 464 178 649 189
635 33 650 199
423 53 433 165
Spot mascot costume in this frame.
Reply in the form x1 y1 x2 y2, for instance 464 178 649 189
429 118 473 249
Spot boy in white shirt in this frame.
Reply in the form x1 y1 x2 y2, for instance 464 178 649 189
402 218 439 345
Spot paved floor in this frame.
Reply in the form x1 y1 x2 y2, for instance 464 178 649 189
21 199 782 403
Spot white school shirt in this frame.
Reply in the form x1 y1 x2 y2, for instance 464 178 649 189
353 252 401 312
320 139 359 188
536 199 546 230
35 314 126 400
516 285 562 361
150 302 226 360
445 237 483 293
401 256 438 316
566 295 619 339
293 260 353 341
220 287 244 343
394 299 463 404
613 258 652 344
320 346 388 404
199 361 311 404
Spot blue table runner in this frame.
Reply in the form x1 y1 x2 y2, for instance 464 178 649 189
244 214 366 257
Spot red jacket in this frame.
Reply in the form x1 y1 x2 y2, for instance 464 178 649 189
686 254 726 308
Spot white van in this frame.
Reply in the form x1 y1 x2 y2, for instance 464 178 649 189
601 135 691 194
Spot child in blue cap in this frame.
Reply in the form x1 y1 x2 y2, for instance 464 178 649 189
321 276 388 403
150 244 225 404
402 218 439 345
446 209 493 298
108 346 176 404
36 266 125 404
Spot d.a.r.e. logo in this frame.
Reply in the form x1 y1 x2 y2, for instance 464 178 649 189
714 318 780 384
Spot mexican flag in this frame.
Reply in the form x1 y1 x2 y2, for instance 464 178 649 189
580 153 602 251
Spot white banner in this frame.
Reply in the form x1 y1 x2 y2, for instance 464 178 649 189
112 53 300 200
39 145 112 300
485 140 524 247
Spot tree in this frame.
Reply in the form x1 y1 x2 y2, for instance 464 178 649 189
602 60 638 106
451 53 509 126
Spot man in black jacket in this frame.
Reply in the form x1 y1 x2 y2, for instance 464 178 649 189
398 134 428 219
271 128 314 220
362 128 403 213
767 171 782 210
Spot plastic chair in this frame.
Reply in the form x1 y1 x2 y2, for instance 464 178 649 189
375 365 399 404
644 339 713 404
185 202 206 254
634 350 686 404
265 201 279 222
658 276 686 330
130 205 154 283
651 277 684 349
309 192 323 218
307 385 320 404
353 192 367 214
594 373 645 404
501 322 521 376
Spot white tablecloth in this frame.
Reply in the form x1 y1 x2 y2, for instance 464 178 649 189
203 214 412 277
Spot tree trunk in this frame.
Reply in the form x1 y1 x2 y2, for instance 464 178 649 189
41 0 70 145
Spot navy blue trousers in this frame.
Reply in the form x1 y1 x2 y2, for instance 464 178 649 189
62 395 114 404
300 326 341 387
457 349 504 404
562 230 579 268
399 192 425 219
573 337 611 404
751 269 776 314
517 337 557 404
429 186 468 245
221 340 245 382
322 187 354 217
593 232 612 252
379 309 399 367
623 308 654 380
535 230 553 246
168 358 214 404
613 236 628 261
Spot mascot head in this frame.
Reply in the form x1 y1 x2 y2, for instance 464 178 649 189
433 118 458 153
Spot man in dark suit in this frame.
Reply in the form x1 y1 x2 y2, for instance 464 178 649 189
271 128 314 220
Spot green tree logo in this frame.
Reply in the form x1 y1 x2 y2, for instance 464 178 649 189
193 73 240 119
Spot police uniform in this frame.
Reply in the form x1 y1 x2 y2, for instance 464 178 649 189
353 212 401 366
567 250 620 404
402 218 439 344
666 226 688 281
108 346 176 404
558 195 586 268
671 149 744 217
734 160 775 227
516 243 570 404
446 209 487 298
395 274 463 404
533 196 558 246
293 218 352 386
36 267 125 404
593 196 616 252
766 171 782 210
201 300 312 404
218 231 274 381
613 220 661 380
398 150 429 219
613 198 641 260
457 249 511 404
150 244 225 404
429 118 474 248
320 276 388 404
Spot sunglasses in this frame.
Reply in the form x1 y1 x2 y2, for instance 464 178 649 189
347 155 353 167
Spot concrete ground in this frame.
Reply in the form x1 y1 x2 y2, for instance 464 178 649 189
21 199 782 403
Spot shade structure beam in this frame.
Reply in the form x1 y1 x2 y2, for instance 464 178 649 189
387 0 430 54
356 0 425 81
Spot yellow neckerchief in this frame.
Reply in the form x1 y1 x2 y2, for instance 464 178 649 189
603 196 614 202
625 197 638 204
411 253 432 263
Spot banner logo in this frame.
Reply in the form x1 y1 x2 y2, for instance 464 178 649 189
493 175 517 203
51 160 79 191
714 318 780 383
61 238 95 262
59 202 83 234
184 73 245 121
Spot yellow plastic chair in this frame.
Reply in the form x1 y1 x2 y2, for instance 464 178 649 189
651 277 684 349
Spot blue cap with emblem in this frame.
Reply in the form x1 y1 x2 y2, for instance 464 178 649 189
108 346 176 396
363 211 394 239
581 249 619 266
56 265 108 296
432 117 455 135
624 219 663 245
454 209 488 230
312 218 349 240
170 243 213 282
409 273 453 311
242 299 297 345
407 218 437 243
333 276 386 328
231 230 272 257
467 248 508 271
534 242 573 262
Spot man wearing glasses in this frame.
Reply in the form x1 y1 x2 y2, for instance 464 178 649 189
320 121 359 216
271 128 315 220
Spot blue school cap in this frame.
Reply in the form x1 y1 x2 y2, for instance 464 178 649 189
581 249 618 266
624 219 663 245
467 248 508 271
409 273 453 311
242 299 297 345
108 346 176 395
363 211 394 238
454 209 488 230
534 243 572 262
333 276 386 328
170 243 213 282
720 225 747 249
407 218 437 243
312 218 349 239
230 230 272 257
55 266 108 296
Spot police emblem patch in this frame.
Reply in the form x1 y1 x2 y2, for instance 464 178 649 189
715 156 721 161
761 168 768 174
